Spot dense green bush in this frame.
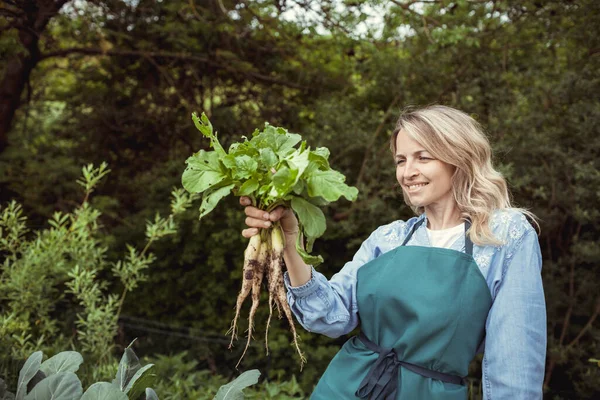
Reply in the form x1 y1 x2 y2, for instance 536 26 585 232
0 164 193 389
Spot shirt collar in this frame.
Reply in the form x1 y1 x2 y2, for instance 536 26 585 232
414 212 466 251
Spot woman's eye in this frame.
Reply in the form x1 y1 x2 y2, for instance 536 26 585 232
419 156 432 161
395 160 405 165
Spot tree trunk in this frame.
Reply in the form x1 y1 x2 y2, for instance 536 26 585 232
0 0 69 154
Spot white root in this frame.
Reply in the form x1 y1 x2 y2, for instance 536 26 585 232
230 223 306 369
227 233 261 349
236 233 268 368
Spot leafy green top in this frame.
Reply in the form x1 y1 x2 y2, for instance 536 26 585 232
181 112 358 265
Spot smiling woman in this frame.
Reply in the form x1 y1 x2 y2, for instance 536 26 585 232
390 106 530 244
241 105 547 400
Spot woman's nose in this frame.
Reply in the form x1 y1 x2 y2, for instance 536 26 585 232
403 161 419 179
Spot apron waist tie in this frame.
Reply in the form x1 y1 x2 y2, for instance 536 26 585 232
355 332 467 400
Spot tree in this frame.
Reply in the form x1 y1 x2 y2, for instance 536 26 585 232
0 0 72 153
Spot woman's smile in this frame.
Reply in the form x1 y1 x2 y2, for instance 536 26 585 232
404 182 429 193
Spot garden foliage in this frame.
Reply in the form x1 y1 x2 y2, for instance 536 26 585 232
0 343 158 400
0 163 194 390
0 344 266 400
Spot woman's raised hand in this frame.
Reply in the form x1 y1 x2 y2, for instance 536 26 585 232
240 196 299 242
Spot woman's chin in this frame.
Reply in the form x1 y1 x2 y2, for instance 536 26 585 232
406 195 427 208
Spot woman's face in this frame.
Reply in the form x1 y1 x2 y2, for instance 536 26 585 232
395 129 456 210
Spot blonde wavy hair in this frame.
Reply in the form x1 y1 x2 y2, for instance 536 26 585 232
390 105 537 246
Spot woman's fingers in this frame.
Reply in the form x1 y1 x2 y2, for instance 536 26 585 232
242 228 259 238
245 216 272 228
244 205 271 221
240 202 272 238
241 199 270 236
268 206 286 221
239 198 294 238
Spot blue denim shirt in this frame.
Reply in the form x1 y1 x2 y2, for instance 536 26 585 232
284 209 546 399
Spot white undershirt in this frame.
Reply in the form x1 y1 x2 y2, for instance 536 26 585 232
426 223 464 249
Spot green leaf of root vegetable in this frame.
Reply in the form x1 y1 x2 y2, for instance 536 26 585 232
214 369 260 400
223 154 258 180
271 167 298 198
308 147 330 169
237 178 259 197
307 169 359 202
199 183 235 219
24 372 82 400
192 112 227 157
81 383 128 400
259 148 278 167
295 234 324 266
286 148 310 178
290 197 326 239
236 157 258 174
252 125 301 156
182 150 227 194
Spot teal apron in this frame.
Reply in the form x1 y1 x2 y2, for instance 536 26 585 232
311 220 492 399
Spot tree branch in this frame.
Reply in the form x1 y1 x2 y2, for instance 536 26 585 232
558 258 576 345
567 298 600 348
389 0 442 27
0 21 22 33
391 0 441 6
558 222 581 344
0 8 22 19
187 0 206 22
289 0 352 35
215 0 229 18
544 222 582 387
1 0 20 7
40 47 309 90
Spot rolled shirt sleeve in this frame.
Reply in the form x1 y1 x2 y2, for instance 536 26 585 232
283 228 381 338
482 229 547 399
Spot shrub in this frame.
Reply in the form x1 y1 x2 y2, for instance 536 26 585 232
0 163 194 387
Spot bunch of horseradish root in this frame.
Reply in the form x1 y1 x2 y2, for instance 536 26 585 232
181 113 358 368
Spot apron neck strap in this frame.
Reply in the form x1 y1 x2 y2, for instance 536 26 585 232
401 218 473 256
401 219 424 247
464 219 473 256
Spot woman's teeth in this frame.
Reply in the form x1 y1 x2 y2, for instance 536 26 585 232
407 183 428 190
